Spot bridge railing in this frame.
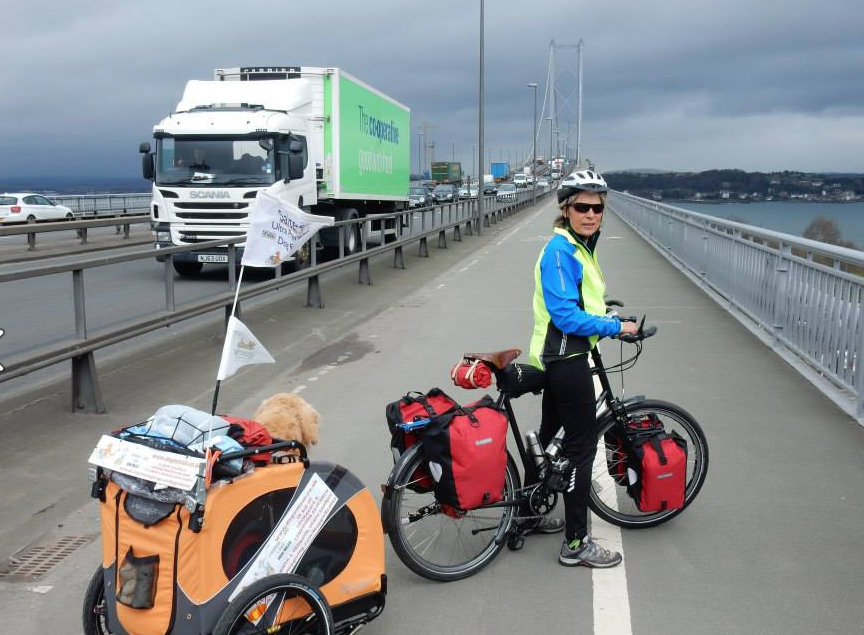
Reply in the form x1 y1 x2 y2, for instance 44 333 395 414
47 193 151 216
0 187 552 413
608 190 864 424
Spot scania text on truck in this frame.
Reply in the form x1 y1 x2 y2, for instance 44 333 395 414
140 66 411 276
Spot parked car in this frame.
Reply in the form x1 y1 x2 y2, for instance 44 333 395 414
0 193 74 223
409 186 430 208
432 184 458 203
496 183 518 201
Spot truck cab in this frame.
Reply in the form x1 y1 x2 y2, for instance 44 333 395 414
142 66 409 276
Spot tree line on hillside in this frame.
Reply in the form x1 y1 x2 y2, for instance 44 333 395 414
605 169 864 201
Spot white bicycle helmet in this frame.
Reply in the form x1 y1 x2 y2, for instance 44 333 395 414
557 169 608 203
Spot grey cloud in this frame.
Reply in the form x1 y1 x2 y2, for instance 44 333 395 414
2 0 863 179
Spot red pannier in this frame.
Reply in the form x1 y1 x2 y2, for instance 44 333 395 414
628 430 688 512
385 389 458 492
605 413 664 485
420 395 509 511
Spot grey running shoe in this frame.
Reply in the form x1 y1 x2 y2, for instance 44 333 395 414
559 536 622 568
533 516 565 534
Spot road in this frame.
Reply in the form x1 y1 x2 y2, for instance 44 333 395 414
0 197 862 635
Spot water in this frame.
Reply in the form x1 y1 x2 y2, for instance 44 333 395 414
673 201 864 248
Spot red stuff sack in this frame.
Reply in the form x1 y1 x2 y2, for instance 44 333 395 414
627 431 688 512
385 389 458 492
420 395 509 511
224 416 274 465
450 358 492 389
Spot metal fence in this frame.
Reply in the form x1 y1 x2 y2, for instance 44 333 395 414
0 187 552 413
48 193 151 216
608 191 864 424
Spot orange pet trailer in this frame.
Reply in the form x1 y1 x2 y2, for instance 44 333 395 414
83 436 386 635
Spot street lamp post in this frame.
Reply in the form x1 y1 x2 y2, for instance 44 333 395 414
417 131 424 177
476 0 485 235
528 82 538 207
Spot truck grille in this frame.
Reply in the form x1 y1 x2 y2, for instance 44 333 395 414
174 202 249 210
175 212 248 220
179 230 247 243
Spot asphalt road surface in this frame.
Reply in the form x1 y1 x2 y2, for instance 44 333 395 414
0 199 862 635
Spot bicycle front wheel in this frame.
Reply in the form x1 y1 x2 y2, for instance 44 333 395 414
382 444 520 582
590 399 709 529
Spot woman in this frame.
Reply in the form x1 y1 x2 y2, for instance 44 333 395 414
528 170 639 567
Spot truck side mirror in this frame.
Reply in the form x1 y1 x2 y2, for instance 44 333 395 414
139 142 151 154
142 153 154 180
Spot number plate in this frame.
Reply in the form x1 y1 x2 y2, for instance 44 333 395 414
197 254 228 263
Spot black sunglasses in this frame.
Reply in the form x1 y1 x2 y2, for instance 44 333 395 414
568 202 605 214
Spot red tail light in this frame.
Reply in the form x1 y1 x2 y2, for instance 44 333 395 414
10 206 21 213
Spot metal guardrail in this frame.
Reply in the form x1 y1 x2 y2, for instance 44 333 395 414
0 187 554 412
608 190 864 424
0 213 150 251
47 193 151 216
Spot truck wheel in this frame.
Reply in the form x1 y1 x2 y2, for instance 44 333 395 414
342 209 361 255
173 261 203 277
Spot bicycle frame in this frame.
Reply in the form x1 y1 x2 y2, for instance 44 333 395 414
496 346 634 491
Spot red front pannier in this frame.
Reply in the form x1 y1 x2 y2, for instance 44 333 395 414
420 395 509 511
385 389 458 492
628 431 688 512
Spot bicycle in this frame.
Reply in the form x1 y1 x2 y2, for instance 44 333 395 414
380 311 709 582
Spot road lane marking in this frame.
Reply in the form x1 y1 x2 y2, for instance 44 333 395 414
591 376 633 635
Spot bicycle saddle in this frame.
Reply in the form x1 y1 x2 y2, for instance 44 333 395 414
463 348 522 370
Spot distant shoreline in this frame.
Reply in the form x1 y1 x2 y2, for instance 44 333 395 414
663 199 859 205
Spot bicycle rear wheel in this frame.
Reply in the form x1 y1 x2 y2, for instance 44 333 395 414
590 399 709 528
382 444 520 582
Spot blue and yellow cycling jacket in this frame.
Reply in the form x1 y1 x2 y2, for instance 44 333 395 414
528 227 622 369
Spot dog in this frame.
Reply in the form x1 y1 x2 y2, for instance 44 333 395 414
253 393 320 451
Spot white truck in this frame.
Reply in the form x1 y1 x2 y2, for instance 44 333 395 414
140 66 411 275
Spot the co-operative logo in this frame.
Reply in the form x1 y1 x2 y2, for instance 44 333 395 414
358 106 400 145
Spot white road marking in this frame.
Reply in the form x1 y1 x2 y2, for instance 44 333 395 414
293 385 306 394
591 375 633 635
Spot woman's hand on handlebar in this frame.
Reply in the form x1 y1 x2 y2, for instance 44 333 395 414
619 320 640 337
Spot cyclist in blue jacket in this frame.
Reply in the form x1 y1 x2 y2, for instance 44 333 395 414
528 170 638 567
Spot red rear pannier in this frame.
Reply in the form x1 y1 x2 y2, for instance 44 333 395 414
628 431 688 512
385 389 458 492
420 395 509 511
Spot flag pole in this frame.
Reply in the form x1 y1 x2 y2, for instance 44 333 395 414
211 265 246 417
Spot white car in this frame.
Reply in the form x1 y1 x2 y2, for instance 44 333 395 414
513 174 529 188
0 193 74 223
496 183 518 201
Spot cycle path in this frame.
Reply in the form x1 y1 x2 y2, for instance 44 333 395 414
0 197 862 634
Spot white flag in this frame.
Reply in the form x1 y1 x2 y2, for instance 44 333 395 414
241 187 335 268
216 317 275 381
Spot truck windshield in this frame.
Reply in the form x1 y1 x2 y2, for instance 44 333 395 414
155 138 276 186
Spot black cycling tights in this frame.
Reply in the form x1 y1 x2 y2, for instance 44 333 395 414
538 353 596 542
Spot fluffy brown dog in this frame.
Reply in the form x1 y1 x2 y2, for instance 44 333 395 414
253 393 320 450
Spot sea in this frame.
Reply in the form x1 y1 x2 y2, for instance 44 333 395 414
4 177 863 250
672 201 864 250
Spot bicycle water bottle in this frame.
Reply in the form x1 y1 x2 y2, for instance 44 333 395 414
525 430 546 467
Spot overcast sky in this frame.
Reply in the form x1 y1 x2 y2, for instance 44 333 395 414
3 0 863 180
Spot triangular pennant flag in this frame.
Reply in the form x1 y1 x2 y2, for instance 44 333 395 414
241 187 335 268
216 317 275 381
